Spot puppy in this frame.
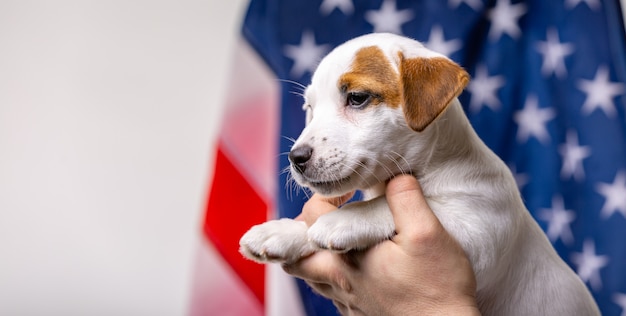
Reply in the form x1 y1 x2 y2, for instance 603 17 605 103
239 33 599 315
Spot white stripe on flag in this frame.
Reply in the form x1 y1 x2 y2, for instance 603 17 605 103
267 243 307 316
189 237 262 316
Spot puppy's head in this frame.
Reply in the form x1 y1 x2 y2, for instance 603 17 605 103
288 33 469 196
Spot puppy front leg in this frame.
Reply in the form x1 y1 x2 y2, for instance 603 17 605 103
239 218 316 264
308 195 395 252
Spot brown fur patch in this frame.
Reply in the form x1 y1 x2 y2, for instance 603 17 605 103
399 54 470 132
338 46 401 107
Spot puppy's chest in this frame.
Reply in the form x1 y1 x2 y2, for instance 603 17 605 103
361 182 387 200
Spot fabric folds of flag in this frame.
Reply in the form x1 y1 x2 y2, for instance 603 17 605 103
188 38 279 316
196 0 626 315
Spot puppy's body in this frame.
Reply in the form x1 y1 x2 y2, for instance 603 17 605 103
240 33 599 315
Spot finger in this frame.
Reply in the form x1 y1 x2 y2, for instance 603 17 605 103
296 191 355 226
385 175 443 244
282 251 352 292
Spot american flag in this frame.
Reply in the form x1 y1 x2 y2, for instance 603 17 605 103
197 0 626 315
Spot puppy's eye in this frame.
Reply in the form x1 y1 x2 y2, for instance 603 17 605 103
347 92 372 109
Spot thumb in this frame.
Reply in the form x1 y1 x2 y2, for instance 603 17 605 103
385 175 443 245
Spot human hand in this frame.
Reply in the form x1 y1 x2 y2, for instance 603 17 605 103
283 175 480 316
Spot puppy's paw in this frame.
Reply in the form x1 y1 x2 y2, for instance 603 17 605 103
239 218 315 264
307 209 395 252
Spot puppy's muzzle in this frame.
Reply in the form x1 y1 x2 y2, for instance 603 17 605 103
289 145 313 174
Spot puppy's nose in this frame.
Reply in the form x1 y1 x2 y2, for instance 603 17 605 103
289 145 313 174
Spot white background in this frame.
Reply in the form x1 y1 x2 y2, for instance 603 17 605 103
0 0 248 315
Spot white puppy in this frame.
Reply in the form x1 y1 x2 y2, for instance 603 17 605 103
240 33 599 315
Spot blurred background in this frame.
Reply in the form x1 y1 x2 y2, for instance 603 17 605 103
0 1 248 315
2 1 625 315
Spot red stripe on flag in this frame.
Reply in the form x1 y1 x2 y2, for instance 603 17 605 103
203 144 267 304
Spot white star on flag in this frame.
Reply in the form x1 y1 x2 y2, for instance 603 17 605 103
319 0 354 16
539 196 576 245
613 293 626 316
424 25 462 57
487 0 527 41
559 130 591 181
283 31 330 78
467 65 506 113
448 0 483 11
571 239 609 291
513 94 556 145
536 28 575 79
365 0 414 34
565 0 601 11
578 65 626 118
596 170 626 219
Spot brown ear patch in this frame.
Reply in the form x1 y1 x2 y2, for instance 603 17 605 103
338 46 401 107
399 54 470 132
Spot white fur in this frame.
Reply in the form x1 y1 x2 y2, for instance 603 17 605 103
239 33 599 315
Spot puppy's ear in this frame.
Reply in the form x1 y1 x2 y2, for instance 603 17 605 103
398 53 469 132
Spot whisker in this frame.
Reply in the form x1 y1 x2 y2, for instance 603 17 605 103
384 152 404 176
277 79 307 103
281 164 315 202
281 163 298 202
279 165 292 176
344 160 375 188
302 186 312 199
372 156 396 180
284 171 300 202
277 78 307 91
281 135 297 145
390 151 412 175
289 91 305 98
